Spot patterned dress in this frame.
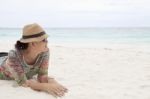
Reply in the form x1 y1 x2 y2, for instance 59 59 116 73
0 49 49 85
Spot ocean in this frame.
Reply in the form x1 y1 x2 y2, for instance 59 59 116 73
0 28 150 46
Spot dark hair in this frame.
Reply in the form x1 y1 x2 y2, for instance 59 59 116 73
15 41 29 50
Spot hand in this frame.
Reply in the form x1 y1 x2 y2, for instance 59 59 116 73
44 82 68 97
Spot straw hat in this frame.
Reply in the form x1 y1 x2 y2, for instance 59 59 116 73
20 23 48 43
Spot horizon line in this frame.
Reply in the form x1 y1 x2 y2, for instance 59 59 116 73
0 26 150 29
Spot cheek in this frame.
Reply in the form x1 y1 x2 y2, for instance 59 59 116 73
35 43 43 49
40 43 46 48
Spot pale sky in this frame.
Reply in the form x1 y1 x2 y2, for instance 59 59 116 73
0 0 150 28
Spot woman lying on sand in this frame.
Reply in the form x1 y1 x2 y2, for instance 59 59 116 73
0 23 68 97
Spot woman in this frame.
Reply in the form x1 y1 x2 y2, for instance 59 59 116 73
0 23 68 97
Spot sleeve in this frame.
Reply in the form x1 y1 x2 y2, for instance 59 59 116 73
38 51 49 83
7 50 27 85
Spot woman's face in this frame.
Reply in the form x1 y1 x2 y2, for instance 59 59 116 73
38 39 48 52
30 39 49 53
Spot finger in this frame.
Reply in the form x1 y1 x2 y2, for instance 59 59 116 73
54 88 65 97
58 86 68 94
59 85 68 92
48 90 58 98
64 88 68 92
56 91 64 97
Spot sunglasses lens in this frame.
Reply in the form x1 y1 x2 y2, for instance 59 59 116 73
42 39 47 42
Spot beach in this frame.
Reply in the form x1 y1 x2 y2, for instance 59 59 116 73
0 0 150 98
0 42 150 99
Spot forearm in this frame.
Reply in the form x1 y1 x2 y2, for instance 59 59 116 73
22 79 68 97
25 80 47 91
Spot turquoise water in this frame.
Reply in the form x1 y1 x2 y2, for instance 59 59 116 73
0 28 150 45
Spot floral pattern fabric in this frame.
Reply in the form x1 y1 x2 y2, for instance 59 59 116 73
0 49 49 85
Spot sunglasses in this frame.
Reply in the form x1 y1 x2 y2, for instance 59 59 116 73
42 39 48 42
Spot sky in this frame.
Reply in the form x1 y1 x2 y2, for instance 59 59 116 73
0 0 150 28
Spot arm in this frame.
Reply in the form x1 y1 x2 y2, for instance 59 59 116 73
25 79 68 97
38 51 50 83
36 51 68 97
24 80 47 91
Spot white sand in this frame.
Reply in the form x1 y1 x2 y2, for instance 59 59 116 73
0 43 150 99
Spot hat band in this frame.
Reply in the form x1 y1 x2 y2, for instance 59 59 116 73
22 31 46 39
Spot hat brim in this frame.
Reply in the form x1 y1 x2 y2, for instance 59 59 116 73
20 34 48 43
